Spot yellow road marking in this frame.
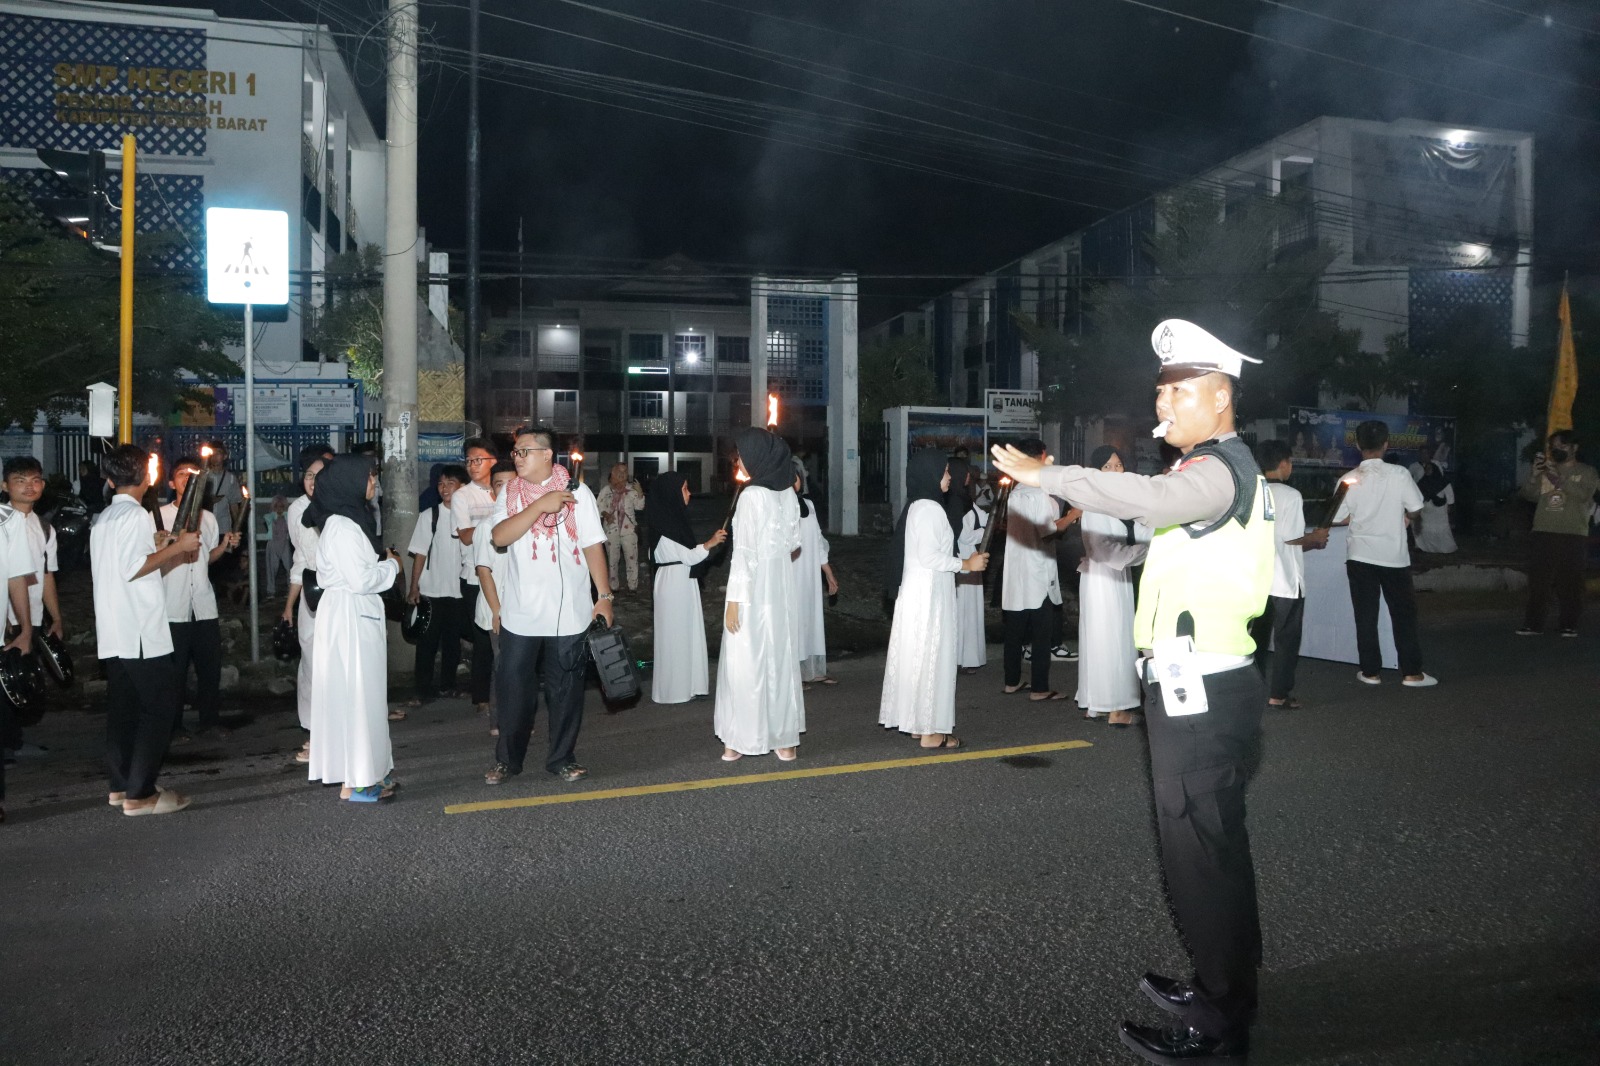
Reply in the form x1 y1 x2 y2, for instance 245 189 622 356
444 739 1093 815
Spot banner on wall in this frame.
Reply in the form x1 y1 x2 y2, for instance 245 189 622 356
1289 408 1456 471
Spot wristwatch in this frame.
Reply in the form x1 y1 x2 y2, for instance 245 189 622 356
597 592 615 601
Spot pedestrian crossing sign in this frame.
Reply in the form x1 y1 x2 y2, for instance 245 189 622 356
205 207 290 306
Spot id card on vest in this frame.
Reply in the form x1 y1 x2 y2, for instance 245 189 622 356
1152 636 1209 716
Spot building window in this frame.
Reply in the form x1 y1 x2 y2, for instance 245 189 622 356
716 335 749 363
553 390 577 402
629 333 664 363
629 392 664 419
674 333 707 366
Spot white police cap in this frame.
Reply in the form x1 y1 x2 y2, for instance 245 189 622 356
1151 319 1262 383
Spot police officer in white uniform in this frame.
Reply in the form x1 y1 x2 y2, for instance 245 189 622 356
993 320 1275 1066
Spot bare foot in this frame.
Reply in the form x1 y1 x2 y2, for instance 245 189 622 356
1107 710 1136 726
775 747 798 762
721 748 743 762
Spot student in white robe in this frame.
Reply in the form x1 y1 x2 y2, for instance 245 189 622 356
645 472 727 704
304 455 403 803
282 448 330 764
944 458 988 673
715 428 805 761
792 474 839 685
1411 455 1458 555
1073 447 1152 726
880 450 989 748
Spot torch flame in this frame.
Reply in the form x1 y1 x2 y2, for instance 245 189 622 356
241 485 250 500
766 393 779 428
570 451 584 462
200 444 214 460
147 451 160 486
735 469 750 484
999 476 1012 487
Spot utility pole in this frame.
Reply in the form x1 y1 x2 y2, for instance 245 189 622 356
465 0 481 430
383 0 419 554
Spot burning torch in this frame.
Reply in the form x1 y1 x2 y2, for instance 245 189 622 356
171 445 213 534
569 449 585 487
977 476 1014 556
766 393 779 428
720 467 750 533
1319 472 1358 529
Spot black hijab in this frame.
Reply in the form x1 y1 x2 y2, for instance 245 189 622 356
735 427 793 493
943 457 973 544
304 453 380 554
884 449 950 595
1088 446 1137 545
646 472 700 559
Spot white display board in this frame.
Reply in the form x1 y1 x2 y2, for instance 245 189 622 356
985 389 1041 433
205 207 290 306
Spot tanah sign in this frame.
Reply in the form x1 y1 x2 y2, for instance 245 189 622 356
51 62 268 132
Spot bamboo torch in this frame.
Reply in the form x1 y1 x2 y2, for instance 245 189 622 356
976 476 1014 555
569 449 584 487
1319 472 1358 529
720 467 750 532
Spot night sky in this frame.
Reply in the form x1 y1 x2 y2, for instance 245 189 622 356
122 0 1600 322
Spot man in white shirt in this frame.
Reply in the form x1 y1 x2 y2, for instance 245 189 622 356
205 443 245 537
161 457 241 739
473 462 518 737
91 445 202 816
1249 441 1328 708
1000 439 1079 700
405 463 468 704
1333 420 1436 687
1 464 40 816
484 427 612 786
4 457 62 768
452 437 500 713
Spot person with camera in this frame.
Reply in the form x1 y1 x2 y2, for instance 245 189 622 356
1517 430 1598 638
484 427 611 786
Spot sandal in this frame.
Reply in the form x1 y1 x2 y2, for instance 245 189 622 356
1003 684 1025 695
920 735 963 750
123 789 191 816
1267 697 1301 709
387 708 408 722
1029 690 1067 702
346 785 393 803
814 676 839 685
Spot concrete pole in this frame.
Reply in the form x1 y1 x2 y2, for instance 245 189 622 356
827 273 859 535
382 0 419 555
244 302 260 661
465 0 482 426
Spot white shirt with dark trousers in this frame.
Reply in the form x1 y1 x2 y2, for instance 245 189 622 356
158 504 223 731
1333 457 1426 677
89 493 178 800
489 478 606 777
1253 481 1307 701
4 509 55 628
407 503 464 601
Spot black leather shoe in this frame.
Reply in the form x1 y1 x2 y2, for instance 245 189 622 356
1118 1021 1247 1065
1140 972 1195 1016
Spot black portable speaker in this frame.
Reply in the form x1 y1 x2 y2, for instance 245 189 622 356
586 620 640 704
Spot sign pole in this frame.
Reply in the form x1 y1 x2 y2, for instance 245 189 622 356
244 301 260 663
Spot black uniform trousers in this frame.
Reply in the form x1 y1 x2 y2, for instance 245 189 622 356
461 580 495 704
1345 561 1423 676
1144 662 1264 1042
1248 595 1305 701
1002 597 1058 692
413 592 466 700
494 630 586 774
169 618 222 731
104 653 180 800
1523 530 1587 632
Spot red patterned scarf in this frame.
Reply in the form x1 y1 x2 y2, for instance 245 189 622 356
504 464 581 561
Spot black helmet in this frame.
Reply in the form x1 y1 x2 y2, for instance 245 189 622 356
0 646 38 712
35 630 75 688
272 618 301 661
400 598 435 645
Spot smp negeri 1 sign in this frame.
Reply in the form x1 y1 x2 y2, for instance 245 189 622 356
205 207 288 305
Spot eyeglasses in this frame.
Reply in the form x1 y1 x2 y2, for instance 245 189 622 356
510 447 552 459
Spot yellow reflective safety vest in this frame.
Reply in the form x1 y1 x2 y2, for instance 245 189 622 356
1132 437 1276 656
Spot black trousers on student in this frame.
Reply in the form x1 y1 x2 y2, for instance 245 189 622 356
414 593 466 700
461 580 495 704
1002 597 1057 692
1248 595 1305 701
1345 561 1423 676
169 618 222 731
494 631 586 774
1144 663 1265 1042
1523 531 1587 632
104 654 179 800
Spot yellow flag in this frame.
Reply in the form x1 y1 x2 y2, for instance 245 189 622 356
1546 282 1578 436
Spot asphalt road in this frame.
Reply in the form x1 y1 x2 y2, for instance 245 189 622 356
2 609 1596 1066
